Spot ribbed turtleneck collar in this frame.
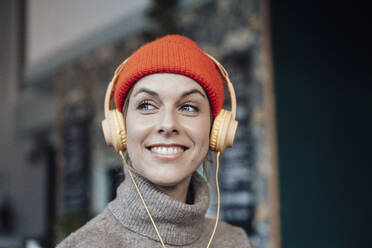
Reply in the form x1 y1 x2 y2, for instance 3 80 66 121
108 168 210 246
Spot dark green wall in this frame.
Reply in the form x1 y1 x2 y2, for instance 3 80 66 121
270 1 372 247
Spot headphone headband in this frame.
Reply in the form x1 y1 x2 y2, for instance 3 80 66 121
104 58 127 119
205 54 237 119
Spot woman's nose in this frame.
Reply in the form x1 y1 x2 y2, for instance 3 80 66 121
157 109 179 136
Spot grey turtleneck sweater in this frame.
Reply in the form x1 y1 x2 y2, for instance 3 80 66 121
57 170 251 247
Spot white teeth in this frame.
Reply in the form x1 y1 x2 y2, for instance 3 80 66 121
150 146 184 155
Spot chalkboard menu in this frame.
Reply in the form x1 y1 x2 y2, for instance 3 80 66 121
62 101 92 214
217 47 275 248
217 51 256 232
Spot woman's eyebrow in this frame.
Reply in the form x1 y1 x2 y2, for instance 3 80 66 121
133 88 158 97
181 89 206 99
133 88 206 99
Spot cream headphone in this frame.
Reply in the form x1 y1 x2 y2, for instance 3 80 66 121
101 53 238 154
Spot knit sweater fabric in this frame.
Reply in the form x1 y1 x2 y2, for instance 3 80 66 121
57 169 251 248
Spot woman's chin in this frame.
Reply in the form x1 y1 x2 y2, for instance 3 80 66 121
141 169 191 188
147 175 185 187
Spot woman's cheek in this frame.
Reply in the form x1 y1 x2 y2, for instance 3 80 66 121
184 118 211 146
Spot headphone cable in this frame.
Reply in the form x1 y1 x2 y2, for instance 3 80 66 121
119 151 166 248
119 151 221 248
207 151 221 248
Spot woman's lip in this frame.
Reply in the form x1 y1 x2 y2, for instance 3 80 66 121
146 143 188 149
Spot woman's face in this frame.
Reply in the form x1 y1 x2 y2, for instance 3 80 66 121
125 73 211 187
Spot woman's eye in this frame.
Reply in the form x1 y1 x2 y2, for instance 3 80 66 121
137 101 156 111
180 104 199 112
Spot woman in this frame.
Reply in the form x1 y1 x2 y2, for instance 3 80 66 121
57 35 251 248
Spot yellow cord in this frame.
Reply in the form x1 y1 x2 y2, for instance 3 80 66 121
119 151 221 248
206 151 221 248
119 151 166 248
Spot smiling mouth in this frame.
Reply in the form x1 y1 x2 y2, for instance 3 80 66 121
146 144 189 155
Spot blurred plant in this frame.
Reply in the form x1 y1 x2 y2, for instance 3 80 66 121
53 212 95 245
142 0 180 41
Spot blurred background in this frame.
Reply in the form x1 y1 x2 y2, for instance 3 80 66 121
0 0 371 248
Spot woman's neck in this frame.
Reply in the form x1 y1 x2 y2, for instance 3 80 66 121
156 175 193 203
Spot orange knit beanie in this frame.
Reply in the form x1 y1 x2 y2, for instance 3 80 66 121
114 35 225 119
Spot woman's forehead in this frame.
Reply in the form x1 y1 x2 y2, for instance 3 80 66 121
130 73 208 99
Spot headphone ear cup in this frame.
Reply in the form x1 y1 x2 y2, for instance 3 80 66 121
209 109 238 153
101 109 127 152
